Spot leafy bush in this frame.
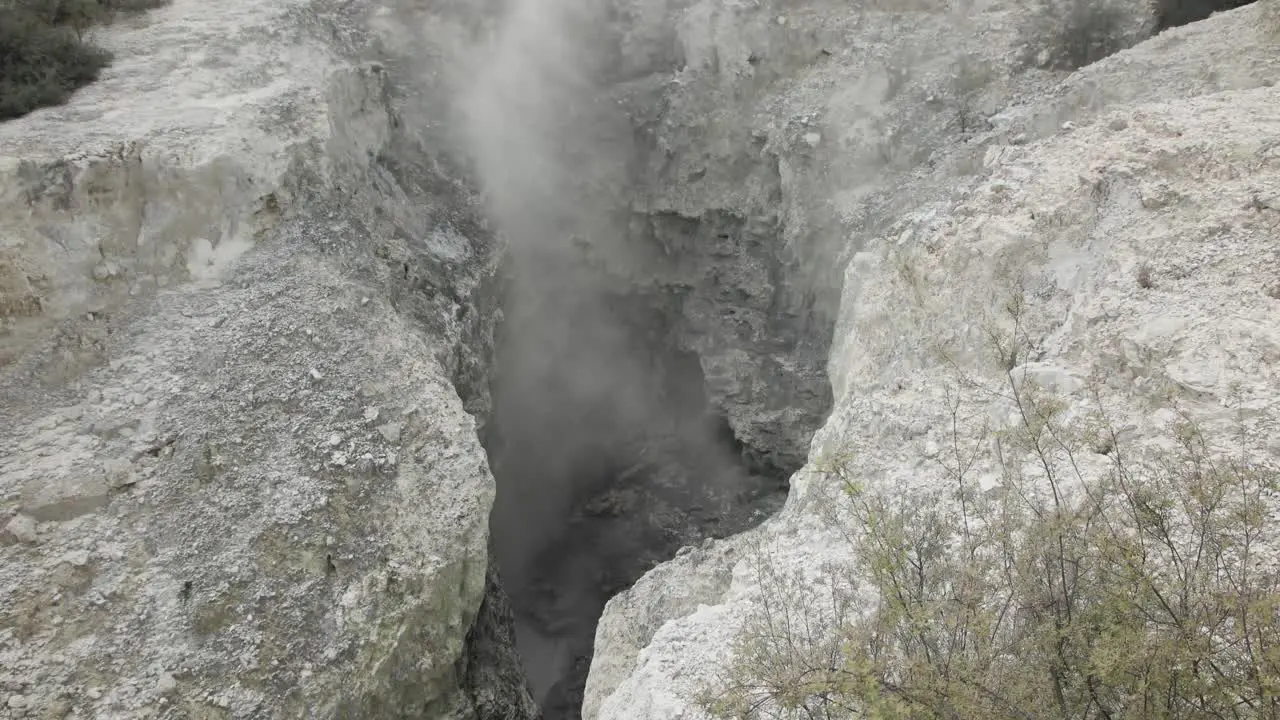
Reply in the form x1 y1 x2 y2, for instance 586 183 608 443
0 4 110 120
701 298 1280 719
1023 0 1152 70
0 0 168 121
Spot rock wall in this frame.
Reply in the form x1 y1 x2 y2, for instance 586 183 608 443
0 0 534 717
596 0 1139 473
601 0 858 473
585 1 1280 717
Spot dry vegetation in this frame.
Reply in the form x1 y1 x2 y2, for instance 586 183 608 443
702 0 1279 714
700 293 1280 719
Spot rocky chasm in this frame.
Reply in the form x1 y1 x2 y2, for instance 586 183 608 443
0 0 833 715
3 0 1280 719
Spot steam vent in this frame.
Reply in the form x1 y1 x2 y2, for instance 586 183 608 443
2 0 1279 718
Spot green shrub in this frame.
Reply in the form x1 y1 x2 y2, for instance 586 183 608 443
705 412 1280 718
13 0 102 34
701 298 1280 719
0 4 111 120
0 0 168 121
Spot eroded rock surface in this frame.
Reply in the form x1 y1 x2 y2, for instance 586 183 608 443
585 2 1280 718
0 0 533 717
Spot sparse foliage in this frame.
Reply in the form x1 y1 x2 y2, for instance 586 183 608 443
0 4 110 119
697 543 863 720
701 294 1280 719
1136 263 1154 289
952 53 993 134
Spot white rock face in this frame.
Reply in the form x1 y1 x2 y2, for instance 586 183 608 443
586 2 1280 718
0 0 530 718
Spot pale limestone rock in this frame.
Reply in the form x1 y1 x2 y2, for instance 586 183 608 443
586 3 1280 718
377 422 403 444
101 458 136 490
1 515 37 546
0 0 529 717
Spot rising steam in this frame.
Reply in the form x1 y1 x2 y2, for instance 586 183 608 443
445 0 768 708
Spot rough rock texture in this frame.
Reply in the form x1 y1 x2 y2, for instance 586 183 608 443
599 0 853 473
486 265 788 715
462 558 543 720
0 0 533 717
585 2 1280 718
597 0 1159 473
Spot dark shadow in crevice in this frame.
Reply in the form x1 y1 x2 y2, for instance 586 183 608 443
483 261 792 719
1154 0 1256 30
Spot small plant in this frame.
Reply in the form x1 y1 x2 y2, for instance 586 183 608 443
952 53 993 134
697 543 863 720
705 404 1280 719
700 295 1280 719
1136 263 1154 289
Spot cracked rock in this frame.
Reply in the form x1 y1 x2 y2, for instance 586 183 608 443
2 515 38 545
102 458 137 489
376 422 402 444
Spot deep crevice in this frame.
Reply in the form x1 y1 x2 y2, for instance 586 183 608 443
482 250 795 719
1155 0 1257 30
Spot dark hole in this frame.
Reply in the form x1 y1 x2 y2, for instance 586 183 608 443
1155 0 1256 30
485 262 792 718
